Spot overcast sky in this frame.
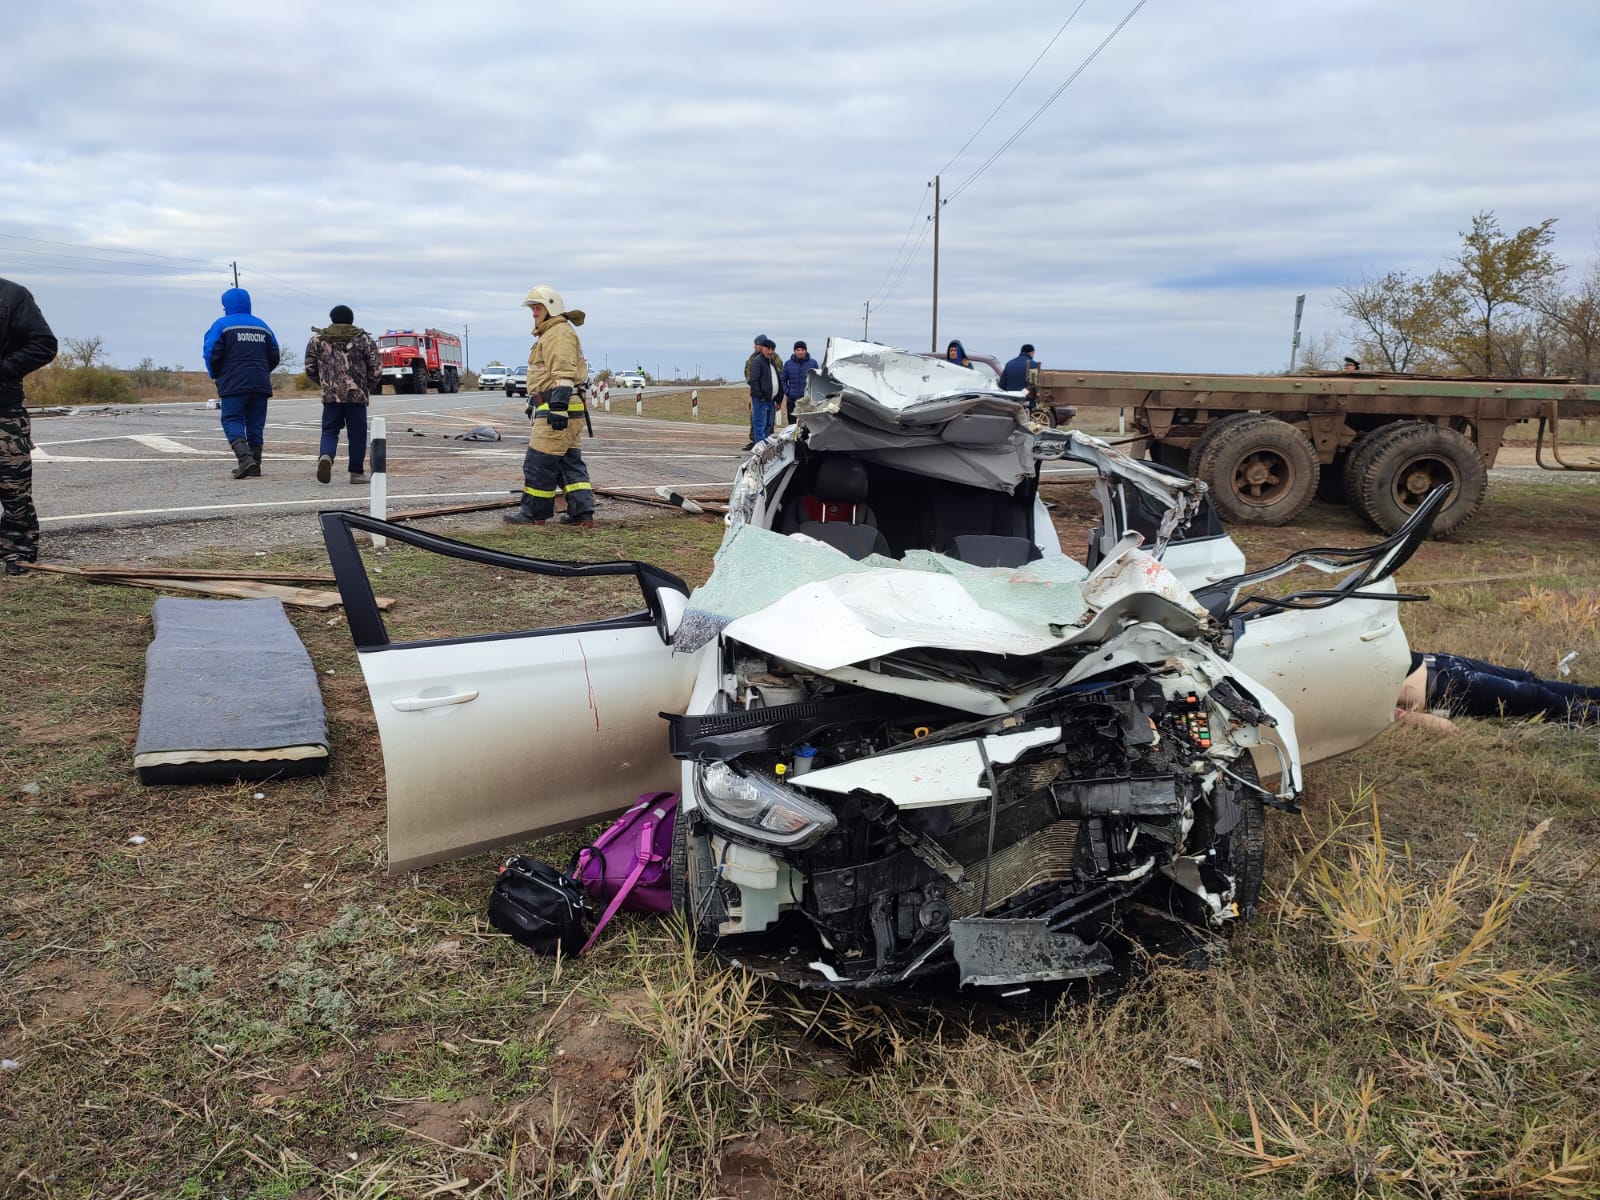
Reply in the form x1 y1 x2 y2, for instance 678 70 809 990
4 0 1599 380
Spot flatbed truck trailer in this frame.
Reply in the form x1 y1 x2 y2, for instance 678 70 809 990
1032 368 1600 535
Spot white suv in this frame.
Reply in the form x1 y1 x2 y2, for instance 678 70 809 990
477 365 510 390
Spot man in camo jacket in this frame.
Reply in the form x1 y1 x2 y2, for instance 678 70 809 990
305 305 380 484
0 277 58 576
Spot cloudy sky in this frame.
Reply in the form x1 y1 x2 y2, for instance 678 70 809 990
5 0 1599 379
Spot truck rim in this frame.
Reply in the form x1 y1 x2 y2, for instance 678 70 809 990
1232 448 1298 507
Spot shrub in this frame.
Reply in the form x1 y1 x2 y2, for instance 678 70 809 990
25 365 137 407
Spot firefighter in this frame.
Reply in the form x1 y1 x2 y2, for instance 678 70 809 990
505 285 594 527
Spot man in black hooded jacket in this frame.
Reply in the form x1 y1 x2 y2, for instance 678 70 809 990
0 278 58 575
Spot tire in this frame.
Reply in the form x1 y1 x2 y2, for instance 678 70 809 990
1190 413 1320 526
670 812 725 950
1348 421 1488 536
440 368 456 394
1219 758 1266 919
412 364 430 395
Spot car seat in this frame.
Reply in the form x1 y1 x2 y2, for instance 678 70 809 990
785 457 879 530
786 457 890 559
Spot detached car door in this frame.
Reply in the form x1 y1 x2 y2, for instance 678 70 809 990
322 513 698 872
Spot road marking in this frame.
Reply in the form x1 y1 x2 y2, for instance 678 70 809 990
129 434 199 454
39 483 740 524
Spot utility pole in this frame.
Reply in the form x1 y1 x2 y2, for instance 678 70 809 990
863 301 870 340
230 261 239 287
930 175 940 353
1288 294 1305 372
464 324 470 374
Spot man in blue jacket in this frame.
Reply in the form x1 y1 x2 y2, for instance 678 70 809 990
1000 343 1038 392
779 340 819 424
203 288 280 479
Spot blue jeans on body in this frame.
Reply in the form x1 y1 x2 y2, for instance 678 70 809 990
219 393 269 453
1421 651 1600 723
750 398 775 443
320 402 369 473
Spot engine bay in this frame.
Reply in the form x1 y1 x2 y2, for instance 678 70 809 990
668 643 1273 992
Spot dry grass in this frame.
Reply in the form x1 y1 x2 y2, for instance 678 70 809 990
3 491 1600 1198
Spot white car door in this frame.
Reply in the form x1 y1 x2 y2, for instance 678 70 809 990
1229 580 1409 764
1204 488 1448 765
322 513 697 871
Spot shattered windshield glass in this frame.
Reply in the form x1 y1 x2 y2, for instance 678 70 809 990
675 524 1089 659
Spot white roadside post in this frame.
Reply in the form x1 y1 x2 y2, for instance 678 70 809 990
634 385 643 417
602 381 611 413
369 416 388 548
691 389 699 420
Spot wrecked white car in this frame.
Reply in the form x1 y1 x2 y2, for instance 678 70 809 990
322 338 1443 992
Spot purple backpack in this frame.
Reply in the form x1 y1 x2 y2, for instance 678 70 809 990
573 791 677 954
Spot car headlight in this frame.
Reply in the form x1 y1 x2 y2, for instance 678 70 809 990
695 762 837 849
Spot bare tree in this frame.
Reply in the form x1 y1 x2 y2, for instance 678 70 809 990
60 335 107 370
1292 331 1342 372
1334 270 1460 372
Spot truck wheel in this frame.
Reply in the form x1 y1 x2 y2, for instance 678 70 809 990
412 364 430 395
1191 413 1319 526
443 367 459 393
1348 422 1487 536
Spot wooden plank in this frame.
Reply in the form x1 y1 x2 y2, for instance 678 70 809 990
24 562 338 584
388 497 519 522
77 566 339 584
25 564 393 611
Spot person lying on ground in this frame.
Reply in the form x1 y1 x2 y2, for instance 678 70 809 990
1394 650 1600 734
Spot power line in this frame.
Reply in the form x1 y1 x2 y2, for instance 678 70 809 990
0 247 213 280
867 187 931 309
873 219 935 312
0 232 218 269
934 0 1092 179
946 0 1153 204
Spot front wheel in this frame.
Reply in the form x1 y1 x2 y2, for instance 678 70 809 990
411 364 430 395
670 812 727 950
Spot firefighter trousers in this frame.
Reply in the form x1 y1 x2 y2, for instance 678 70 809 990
519 445 594 521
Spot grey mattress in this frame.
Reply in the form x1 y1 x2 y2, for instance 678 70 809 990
133 597 330 784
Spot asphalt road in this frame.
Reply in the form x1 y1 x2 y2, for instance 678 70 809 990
30 388 752 539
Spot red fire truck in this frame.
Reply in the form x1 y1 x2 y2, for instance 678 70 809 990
375 328 464 394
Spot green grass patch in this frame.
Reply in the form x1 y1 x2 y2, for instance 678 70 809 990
2 499 1598 1198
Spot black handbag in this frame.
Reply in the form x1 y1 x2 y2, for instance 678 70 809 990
488 856 591 956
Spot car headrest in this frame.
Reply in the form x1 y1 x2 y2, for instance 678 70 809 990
815 457 869 503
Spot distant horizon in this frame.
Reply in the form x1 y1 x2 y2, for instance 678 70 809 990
5 1 1597 383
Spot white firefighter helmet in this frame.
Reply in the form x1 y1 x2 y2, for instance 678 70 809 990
522 285 566 316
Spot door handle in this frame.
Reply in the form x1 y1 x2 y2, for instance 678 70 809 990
1358 623 1396 642
391 690 480 711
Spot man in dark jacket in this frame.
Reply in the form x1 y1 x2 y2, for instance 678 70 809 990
0 278 58 575
746 336 780 451
1000 343 1038 391
779 340 819 423
203 287 280 479
305 305 380 484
